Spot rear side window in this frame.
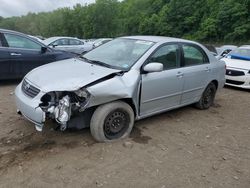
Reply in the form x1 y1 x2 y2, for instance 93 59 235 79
182 44 208 66
69 39 83 45
4 33 41 50
52 39 69 46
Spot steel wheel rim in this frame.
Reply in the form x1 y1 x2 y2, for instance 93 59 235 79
104 109 130 139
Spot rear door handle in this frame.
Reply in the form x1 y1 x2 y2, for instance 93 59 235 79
10 52 22 56
176 72 184 78
205 67 211 72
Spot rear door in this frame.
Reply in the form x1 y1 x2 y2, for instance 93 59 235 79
68 39 85 54
179 43 211 105
3 33 56 78
140 43 184 116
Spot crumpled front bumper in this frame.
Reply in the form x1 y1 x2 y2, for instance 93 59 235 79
15 82 46 131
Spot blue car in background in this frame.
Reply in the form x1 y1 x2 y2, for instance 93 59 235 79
0 29 76 80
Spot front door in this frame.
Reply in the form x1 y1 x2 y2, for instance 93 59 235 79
3 33 56 78
140 43 184 116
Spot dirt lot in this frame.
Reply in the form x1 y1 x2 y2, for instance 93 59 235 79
0 81 249 188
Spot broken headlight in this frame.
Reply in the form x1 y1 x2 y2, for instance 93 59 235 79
74 88 90 111
75 88 89 99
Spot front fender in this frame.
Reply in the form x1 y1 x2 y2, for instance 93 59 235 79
87 70 141 116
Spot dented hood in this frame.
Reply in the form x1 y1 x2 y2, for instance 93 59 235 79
25 58 120 92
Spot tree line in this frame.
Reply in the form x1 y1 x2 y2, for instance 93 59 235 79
0 0 249 44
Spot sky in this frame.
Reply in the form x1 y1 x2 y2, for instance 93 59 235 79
0 0 95 18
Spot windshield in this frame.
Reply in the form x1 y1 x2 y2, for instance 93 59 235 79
82 38 155 70
227 48 250 61
229 48 250 57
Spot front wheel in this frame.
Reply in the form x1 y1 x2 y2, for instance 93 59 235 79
90 101 135 142
195 82 217 110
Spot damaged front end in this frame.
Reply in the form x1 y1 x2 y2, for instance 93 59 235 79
15 68 140 132
38 88 91 131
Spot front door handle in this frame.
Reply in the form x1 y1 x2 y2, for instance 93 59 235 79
10 52 22 56
176 72 184 78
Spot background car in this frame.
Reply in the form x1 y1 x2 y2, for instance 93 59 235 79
0 29 75 80
43 37 93 54
221 46 250 89
92 38 113 48
216 45 237 59
203 44 217 56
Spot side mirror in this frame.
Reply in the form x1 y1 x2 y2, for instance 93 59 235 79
143 62 163 73
41 46 47 53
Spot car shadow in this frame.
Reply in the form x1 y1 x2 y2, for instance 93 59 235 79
0 79 21 86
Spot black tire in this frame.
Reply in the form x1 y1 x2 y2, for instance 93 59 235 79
90 101 135 142
195 82 217 110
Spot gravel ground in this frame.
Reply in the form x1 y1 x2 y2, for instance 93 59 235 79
0 81 249 188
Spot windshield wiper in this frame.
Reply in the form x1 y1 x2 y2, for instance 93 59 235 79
79 56 123 70
80 56 113 68
90 59 113 68
79 56 93 64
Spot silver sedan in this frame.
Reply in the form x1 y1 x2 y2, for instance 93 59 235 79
15 36 225 142
43 37 92 54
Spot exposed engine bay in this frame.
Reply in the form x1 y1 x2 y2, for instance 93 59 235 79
39 88 90 131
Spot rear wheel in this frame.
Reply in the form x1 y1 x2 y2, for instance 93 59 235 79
195 82 217 110
90 101 134 142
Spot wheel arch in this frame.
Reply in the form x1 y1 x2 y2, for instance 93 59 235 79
210 80 218 89
119 98 138 117
86 98 138 124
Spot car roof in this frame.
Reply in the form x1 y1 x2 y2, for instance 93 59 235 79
121 35 194 44
240 45 250 49
43 36 81 45
0 28 29 36
220 45 237 48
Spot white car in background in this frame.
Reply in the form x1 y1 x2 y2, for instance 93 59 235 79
216 45 237 60
43 37 93 54
222 46 250 89
92 38 113 48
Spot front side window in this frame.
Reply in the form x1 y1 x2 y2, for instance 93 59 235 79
182 44 208 66
149 44 180 70
4 33 41 50
82 38 155 70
